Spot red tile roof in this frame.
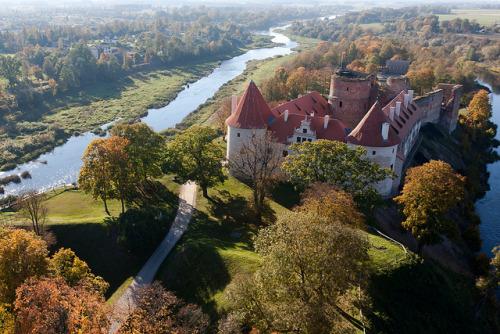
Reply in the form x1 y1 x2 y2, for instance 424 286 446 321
382 91 423 142
271 91 330 118
346 102 401 147
226 81 274 129
269 113 347 144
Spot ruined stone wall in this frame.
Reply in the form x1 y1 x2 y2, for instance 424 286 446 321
414 89 443 125
438 84 463 134
385 77 410 102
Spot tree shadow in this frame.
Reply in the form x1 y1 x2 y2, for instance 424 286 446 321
131 180 178 214
270 181 301 210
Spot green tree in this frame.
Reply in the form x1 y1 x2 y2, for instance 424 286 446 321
223 212 369 333
0 56 21 88
282 140 395 209
78 137 134 215
405 68 436 94
110 123 165 183
395 160 466 254
165 126 226 198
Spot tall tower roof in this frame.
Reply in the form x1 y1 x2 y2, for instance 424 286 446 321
346 101 400 147
226 81 274 129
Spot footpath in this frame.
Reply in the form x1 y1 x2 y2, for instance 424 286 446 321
109 181 197 333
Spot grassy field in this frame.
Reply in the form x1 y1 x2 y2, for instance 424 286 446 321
438 9 500 26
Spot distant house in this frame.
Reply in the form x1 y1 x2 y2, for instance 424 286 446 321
90 46 99 59
383 60 411 76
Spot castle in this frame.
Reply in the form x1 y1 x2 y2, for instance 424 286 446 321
225 70 463 197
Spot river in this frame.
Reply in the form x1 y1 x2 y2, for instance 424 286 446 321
0 26 297 196
475 78 500 257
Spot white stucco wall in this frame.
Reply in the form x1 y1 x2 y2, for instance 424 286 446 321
347 142 398 197
226 125 266 162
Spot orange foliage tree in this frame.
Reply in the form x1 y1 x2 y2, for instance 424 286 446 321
405 68 436 94
14 276 109 334
118 281 208 334
463 89 493 142
395 160 466 254
295 182 365 229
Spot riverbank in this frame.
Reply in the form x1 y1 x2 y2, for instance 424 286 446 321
0 36 275 172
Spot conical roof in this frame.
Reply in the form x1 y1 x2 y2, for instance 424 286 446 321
226 81 274 129
346 101 400 147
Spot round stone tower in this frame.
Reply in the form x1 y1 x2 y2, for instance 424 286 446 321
328 70 377 129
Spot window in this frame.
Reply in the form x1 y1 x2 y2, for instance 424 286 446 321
303 128 307 134
297 137 301 143
308 139 312 142
390 164 393 170
237 133 240 137
282 150 288 157
372 151 376 155
346 87 349 91
339 101 343 108
392 148 395 153
302 137 307 143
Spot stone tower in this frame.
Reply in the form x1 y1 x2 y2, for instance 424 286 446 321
225 81 274 162
328 70 377 129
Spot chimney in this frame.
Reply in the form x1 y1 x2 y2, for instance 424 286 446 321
381 122 389 141
404 93 409 108
389 107 395 121
284 110 289 122
324 115 329 129
396 101 401 117
408 89 414 102
231 96 237 114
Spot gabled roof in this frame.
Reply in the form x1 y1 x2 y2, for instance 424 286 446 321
269 113 347 144
226 81 274 129
382 91 423 141
346 101 400 147
271 92 330 118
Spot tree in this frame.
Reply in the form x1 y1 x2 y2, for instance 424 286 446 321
14 276 109 334
214 98 232 139
295 182 365 229
165 126 226 198
78 136 134 215
0 227 48 304
463 89 493 142
119 281 209 334
110 123 165 183
394 160 466 254
282 140 395 209
229 130 284 221
13 190 48 236
405 68 436 94
0 55 21 88
223 212 369 333
49 248 109 295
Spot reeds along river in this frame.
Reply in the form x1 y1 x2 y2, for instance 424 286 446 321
0 26 297 197
475 77 500 257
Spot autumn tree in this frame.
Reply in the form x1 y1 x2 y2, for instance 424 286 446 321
0 228 48 304
229 131 284 222
395 160 466 254
214 98 233 139
405 68 436 94
165 126 226 198
49 248 109 295
223 212 369 333
282 140 395 209
110 123 165 183
118 281 208 334
462 89 493 142
13 190 48 236
295 182 365 229
78 136 134 215
14 276 109 334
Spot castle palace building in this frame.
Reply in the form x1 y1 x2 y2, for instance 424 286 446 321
226 71 462 197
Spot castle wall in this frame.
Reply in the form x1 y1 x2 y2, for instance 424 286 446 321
226 126 266 162
385 77 410 102
414 90 443 125
438 84 463 134
329 74 376 129
392 156 405 194
347 143 398 197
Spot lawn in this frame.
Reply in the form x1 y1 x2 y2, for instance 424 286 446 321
438 9 500 26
